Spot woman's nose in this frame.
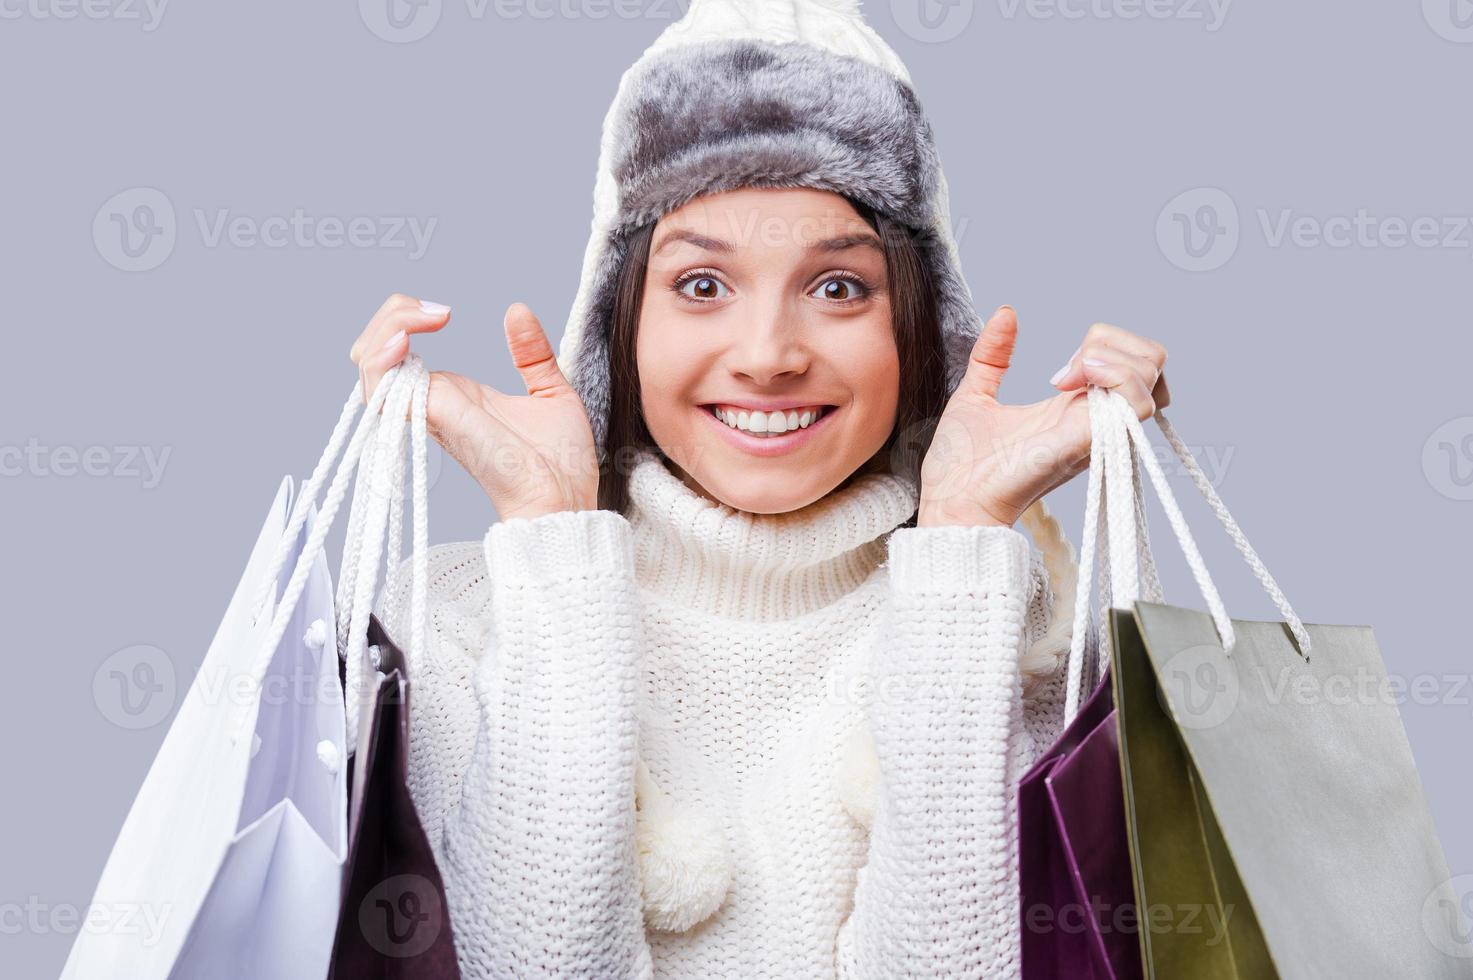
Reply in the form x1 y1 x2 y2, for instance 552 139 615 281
725 308 810 386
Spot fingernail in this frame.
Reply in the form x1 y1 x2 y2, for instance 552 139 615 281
382 329 406 351
1049 345 1080 385
993 304 1014 316
419 300 450 315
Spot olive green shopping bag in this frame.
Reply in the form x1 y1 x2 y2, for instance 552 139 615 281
1063 387 1468 980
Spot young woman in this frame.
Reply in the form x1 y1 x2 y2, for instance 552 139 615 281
346 6 1168 979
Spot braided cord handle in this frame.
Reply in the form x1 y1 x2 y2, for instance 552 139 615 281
1063 386 1311 724
232 355 431 745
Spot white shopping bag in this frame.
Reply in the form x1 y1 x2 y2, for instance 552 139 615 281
63 356 432 980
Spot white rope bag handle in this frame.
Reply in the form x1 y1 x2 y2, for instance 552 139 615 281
232 354 431 746
1062 385 1312 724
340 356 431 745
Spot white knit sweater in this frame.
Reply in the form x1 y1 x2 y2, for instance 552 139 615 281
378 446 1070 979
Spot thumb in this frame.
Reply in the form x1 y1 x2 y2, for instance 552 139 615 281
963 305 1018 399
504 302 570 397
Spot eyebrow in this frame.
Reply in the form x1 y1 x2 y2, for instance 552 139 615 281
650 228 884 257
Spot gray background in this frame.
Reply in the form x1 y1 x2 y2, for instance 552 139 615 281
4 0 1472 973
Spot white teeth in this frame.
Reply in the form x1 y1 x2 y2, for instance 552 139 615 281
711 405 827 436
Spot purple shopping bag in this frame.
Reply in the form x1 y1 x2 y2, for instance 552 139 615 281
1019 667 1142 980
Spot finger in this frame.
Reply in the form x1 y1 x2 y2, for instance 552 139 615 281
1079 356 1158 421
353 295 453 405
422 370 481 461
1153 372 1171 411
350 293 452 364
503 302 570 398
963 305 1018 400
1052 340 1160 395
1081 322 1167 370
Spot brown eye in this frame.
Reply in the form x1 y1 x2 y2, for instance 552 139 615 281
675 274 729 302
812 276 867 302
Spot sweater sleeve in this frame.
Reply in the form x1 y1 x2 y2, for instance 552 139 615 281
835 523 1064 979
435 508 654 979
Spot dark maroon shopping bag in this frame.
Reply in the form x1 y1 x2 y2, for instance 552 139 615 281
327 614 461 979
1019 667 1142 980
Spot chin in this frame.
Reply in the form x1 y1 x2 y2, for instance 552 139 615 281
684 454 838 515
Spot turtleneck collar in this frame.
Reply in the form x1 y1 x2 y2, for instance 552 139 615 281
623 447 919 621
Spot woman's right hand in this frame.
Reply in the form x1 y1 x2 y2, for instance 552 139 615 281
349 293 599 521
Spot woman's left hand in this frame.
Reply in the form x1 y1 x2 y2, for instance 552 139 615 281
916 307 1170 528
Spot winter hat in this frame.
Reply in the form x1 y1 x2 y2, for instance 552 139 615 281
553 0 985 460
555 0 1080 935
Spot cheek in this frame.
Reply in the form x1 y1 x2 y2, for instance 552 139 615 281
635 314 701 425
843 323 902 431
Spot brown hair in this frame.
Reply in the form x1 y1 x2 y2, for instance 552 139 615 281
596 196 949 518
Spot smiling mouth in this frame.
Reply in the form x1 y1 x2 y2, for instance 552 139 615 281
703 404 836 438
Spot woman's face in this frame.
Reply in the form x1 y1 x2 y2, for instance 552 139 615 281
636 187 901 514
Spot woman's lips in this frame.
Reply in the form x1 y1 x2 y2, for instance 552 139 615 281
697 403 839 457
